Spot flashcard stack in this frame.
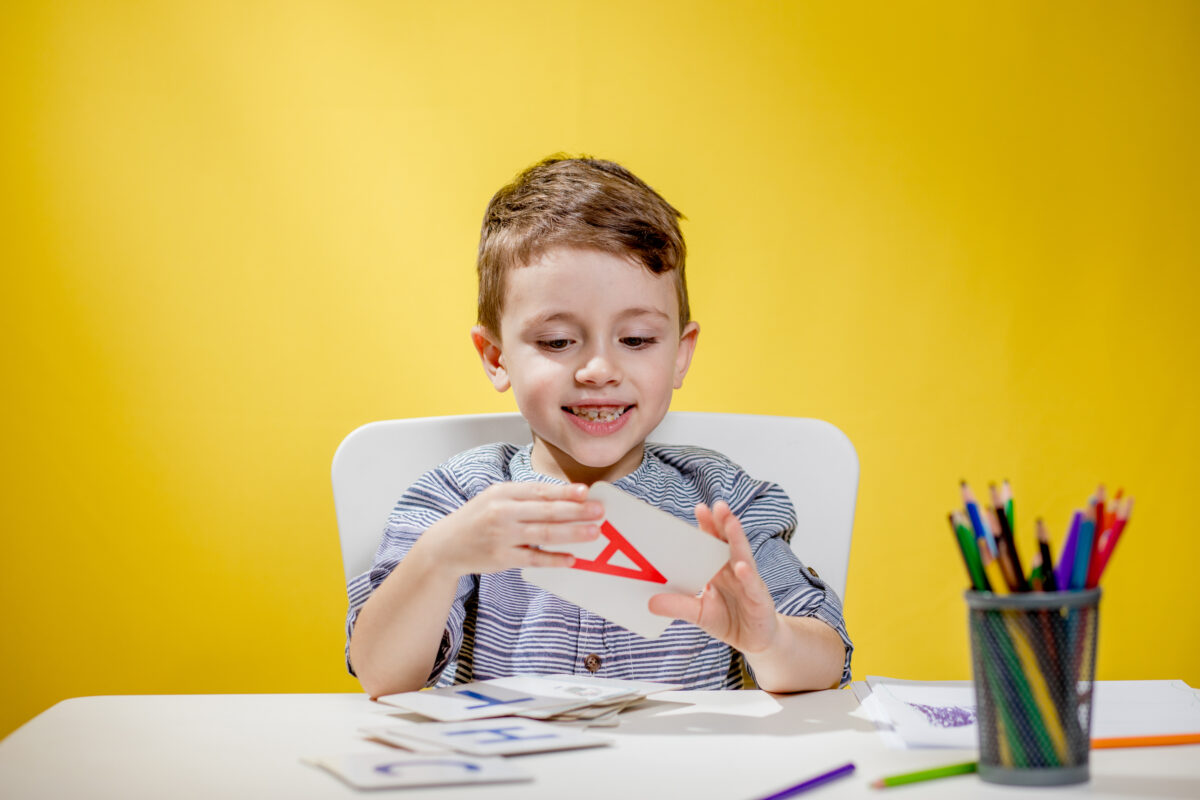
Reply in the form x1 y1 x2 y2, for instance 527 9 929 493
309 676 684 789
375 674 679 724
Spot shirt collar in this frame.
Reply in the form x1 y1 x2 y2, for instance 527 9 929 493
508 443 657 487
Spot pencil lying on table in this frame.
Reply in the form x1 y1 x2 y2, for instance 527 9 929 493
1091 732 1200 749
873 735 1200 789
870 761 977 789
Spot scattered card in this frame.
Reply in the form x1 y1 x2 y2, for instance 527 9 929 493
360 725 453 754
304 752 531 790
367 717 610 757
521 481 730 638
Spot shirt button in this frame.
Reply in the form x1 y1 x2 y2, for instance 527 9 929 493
584 654 602 672
807 566 819 578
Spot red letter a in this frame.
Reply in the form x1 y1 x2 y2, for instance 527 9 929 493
570 521 667 584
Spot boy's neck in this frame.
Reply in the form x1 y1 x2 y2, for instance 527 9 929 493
529 437 645 485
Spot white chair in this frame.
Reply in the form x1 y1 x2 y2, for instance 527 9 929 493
331 412 858 600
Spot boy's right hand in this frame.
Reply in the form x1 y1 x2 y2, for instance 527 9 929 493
420 482 603 578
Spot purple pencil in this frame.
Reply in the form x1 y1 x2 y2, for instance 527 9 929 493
1056 511 1082 590
755 763 856 800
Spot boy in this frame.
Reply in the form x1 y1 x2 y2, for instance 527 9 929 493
347 156 851 697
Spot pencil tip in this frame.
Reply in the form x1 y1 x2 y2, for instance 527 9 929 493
870 780 884 789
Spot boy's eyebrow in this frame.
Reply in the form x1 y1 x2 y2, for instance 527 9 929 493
522 307 672 328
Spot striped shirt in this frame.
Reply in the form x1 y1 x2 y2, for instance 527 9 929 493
346 442 853 690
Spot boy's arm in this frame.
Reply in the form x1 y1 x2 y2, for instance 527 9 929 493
349 481 603 698
742 613 847 693
647 500 846 693
348 533 464 698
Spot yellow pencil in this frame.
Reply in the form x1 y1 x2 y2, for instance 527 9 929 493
1004 615 1070 763
979 542 1008 596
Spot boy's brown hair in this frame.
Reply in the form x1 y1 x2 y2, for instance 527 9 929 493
477 155 689 336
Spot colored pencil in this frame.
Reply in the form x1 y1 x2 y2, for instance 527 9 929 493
978 541 1009 596
1085 493 1107 588
1092 497 1132 584
986 506 1022 592
755 762 855 799
989 482 1004 516
1002 479 1014 534
1029 550 1044 591
1003 613 1070 763
961 481 997 556
1056 511 1082 591
994 505 1029 591
1036 518 1059 592
950 512 989 591
872 734 1197 789
1069 507 1096 591
870 760 978 788
982 610 1045 765
1092 732 1200 749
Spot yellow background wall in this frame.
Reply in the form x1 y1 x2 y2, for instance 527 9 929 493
3 1 1197 738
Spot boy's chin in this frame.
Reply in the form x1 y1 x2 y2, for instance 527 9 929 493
535 439 644 482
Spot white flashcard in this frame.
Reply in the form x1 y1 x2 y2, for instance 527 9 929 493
376 679 577 722
376 717 611 756
497 676 633 718
522 481 730 638
360 725 454 753
304 752 531 790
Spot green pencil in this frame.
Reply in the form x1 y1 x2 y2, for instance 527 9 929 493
949 512 989 590
870 761 978 789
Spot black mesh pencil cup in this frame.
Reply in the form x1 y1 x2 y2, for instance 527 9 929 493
965 588 1100 785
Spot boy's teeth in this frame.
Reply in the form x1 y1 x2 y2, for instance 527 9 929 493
570 406 626 422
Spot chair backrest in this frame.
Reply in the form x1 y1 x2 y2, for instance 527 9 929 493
331 411 858 599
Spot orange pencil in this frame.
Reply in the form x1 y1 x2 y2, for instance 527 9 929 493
1092 732 1200 749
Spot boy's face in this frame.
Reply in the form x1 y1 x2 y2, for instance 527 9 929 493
472 247 699 485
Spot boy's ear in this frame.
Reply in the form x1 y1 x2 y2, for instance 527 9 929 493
673 321 701 389
471 325 510 392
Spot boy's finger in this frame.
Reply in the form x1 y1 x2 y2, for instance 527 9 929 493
514 482 590 501
723 513 754 562
524 522 601 547
647 592 700 625
694 502 724 540
520 546 576 569
517 500 604 523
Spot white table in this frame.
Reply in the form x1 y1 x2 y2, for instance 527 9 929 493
2 690 1198 799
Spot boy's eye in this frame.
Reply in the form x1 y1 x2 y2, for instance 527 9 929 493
620 336 658 349
538 339 573 351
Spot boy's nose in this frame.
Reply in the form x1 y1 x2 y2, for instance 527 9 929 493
575 351 621 385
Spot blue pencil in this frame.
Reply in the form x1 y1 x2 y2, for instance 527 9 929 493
1069 509 1096 590
961 482 997 556
755 763 856 800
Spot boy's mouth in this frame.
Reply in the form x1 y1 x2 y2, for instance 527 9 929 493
564 405 633 423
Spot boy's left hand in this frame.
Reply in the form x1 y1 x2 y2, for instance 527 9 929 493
647 500 778 654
